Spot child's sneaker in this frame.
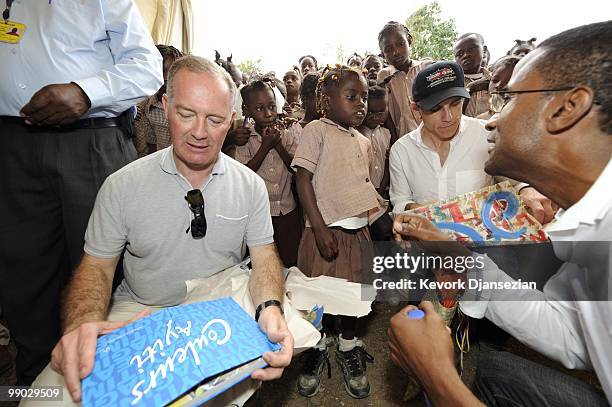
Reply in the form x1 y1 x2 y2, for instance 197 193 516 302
297 347 331 397
335 339 374 399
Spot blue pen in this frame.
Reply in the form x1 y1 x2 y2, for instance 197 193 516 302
405 308 432 407
407 309 425 319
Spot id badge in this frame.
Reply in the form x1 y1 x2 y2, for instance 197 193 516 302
0 20 25 44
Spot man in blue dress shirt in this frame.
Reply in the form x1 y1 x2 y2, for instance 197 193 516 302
0 0 162 385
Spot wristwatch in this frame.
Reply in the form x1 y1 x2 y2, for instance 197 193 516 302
255 300 283 322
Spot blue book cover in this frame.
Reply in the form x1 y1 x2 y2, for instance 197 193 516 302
82 297 281 407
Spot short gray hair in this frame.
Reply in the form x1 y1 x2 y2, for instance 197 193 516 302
166 55 236 109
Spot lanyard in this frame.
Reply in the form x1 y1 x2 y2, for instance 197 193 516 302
3 0 13 22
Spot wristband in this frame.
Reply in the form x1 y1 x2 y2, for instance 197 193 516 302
255 300 283 322
517 183 531 194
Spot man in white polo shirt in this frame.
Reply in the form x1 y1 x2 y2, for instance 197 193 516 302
26 56 306 406
389 61 553 223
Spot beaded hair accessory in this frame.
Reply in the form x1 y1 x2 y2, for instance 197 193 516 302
315 64 365 116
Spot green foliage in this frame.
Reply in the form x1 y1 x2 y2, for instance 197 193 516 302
237 57 263 77
406 2 457 61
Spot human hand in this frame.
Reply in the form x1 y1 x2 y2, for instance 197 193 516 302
50 309 150 402
313 225 339 261
393 214 450 242
519 187 557 224
20 83 91 126
261 126 282 150
466 79 489 94
227 126 252 146
388 302 454 383
252 306 294 381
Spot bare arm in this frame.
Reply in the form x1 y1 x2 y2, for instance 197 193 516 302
274 142 295 173
245 127 280 172
248 243 284 306
62 253 119 333
296 167 325 230
296 167 338 260
53 254 149 402
248 243 294 381
384 114 399 145
389 303 484 407
378 157 391 198
246 143 274 172
404 202 423 211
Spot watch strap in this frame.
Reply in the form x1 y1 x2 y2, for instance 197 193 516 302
255 299 283 322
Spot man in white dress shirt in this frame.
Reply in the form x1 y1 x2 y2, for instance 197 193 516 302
0 0 162 384
389 60 552 222
389 21 612 406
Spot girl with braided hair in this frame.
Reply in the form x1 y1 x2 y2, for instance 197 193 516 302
292 65 385 400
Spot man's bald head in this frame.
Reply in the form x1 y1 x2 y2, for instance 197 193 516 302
166 56 236 113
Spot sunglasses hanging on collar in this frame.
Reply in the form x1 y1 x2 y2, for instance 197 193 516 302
185 189 207 239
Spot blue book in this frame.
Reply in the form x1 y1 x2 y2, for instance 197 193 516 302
82 297 281 407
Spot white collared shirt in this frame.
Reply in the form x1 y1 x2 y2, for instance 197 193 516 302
460 159 612 402
389 115 493 212
0 0 162 117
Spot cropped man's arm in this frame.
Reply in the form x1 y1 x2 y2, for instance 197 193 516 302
74 0 163 114
248 243 284 306
62 254 119 333
53 253 125 402
248 243 294 382
460 259 590 370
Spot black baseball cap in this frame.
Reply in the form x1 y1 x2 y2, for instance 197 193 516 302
412 61 470 110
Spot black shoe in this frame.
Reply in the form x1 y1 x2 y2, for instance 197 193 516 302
297 348 331 397
335 343 374 399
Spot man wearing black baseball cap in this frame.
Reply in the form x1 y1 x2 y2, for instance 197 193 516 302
389 61 553 222
412 60 470 110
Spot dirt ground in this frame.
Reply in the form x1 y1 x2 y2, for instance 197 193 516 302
245 302 478 407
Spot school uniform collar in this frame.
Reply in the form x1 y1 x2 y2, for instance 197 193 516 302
359 126 374 138
546 158 612 233
319 117 361 137
159 146 227 176
389 59 429 78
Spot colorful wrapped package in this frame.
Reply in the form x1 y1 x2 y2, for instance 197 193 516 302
407 181 548 243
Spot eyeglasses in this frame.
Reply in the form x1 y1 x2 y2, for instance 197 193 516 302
489 87 574 113
185 189 207 239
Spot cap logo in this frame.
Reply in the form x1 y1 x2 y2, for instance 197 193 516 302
426 67 456 88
